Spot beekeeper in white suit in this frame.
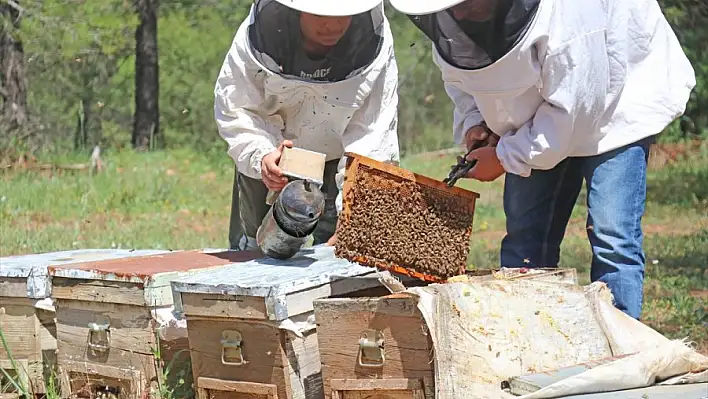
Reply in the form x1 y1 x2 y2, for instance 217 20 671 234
214 0 400 250
388 0 695 320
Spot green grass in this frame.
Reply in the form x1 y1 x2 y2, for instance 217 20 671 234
1 143 707 377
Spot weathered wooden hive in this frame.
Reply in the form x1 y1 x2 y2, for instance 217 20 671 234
0 249 168 396
334 152 481 283
46 248 262 399
313 268 579 399
170 245 397 399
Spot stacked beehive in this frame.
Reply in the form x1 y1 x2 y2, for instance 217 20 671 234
45 249 262 398
0 249 168 396
170 245 396 399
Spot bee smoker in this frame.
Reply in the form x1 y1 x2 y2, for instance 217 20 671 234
256 179 326 260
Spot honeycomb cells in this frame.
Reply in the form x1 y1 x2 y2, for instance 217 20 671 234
335 166 475 280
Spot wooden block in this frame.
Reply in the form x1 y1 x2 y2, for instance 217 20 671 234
279 147 326 183
313 295 435 399
265 147 327 206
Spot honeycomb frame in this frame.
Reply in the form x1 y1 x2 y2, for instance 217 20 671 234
334 152 481 282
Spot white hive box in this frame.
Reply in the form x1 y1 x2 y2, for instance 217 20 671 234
46 248 262 399
0 248 169 395
171 245 395 399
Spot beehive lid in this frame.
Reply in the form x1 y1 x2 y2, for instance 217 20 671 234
0 249 171 299
47 249 263 307
171 245 383 321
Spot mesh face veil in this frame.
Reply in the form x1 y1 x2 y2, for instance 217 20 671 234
407 0 540 70
247 0 385 82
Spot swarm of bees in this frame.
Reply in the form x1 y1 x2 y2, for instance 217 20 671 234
336 165 474 280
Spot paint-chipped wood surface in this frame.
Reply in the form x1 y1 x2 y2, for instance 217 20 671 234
48 249 262 280
49 248 264 307
0 248 171 299
172 245 384 321
313 295 434 399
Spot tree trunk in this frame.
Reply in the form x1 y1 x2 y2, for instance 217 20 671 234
132 0 159 150
0 0 28 130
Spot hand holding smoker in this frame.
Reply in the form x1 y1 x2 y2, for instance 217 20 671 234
256 147 328 260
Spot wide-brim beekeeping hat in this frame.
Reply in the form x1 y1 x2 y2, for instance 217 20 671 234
273 0 383 16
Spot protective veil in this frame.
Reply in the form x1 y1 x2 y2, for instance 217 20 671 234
408 0 540 69
248 0 385 81
214 0 400 236
389 0 695 178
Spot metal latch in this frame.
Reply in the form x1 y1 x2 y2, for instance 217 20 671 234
357 329 385 367
87 322 111 353
221 330 246 366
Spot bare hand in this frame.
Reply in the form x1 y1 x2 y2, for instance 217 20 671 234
325 233 337 246
464 124 500 151
325 219 341 246
465 146 505 182
261 140 293 191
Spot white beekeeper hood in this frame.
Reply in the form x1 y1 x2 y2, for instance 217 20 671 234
248 0 385 82
389 0 541 69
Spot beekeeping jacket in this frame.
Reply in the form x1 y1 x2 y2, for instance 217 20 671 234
390 0 696 177
214 0 400 213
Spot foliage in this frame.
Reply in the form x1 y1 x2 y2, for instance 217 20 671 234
4 0 705 156
660 0 708 141
0 327 30 396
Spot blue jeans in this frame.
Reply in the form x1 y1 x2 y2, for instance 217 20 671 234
501 135 655 319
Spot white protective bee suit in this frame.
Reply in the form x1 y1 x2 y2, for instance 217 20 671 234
388 0 695 322
214 0 400 249
390 0 695 177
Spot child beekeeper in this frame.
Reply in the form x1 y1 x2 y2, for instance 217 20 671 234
214 0 400 251
388 0 695 319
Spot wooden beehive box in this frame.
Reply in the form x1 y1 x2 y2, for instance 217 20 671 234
0 249 168 396
313 268 579 399
335 152 481 283
47 248 262 399
170 245 398 399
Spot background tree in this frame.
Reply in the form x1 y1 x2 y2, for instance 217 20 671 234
0 0 28 131
133 0 159 151
2 0 704 156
